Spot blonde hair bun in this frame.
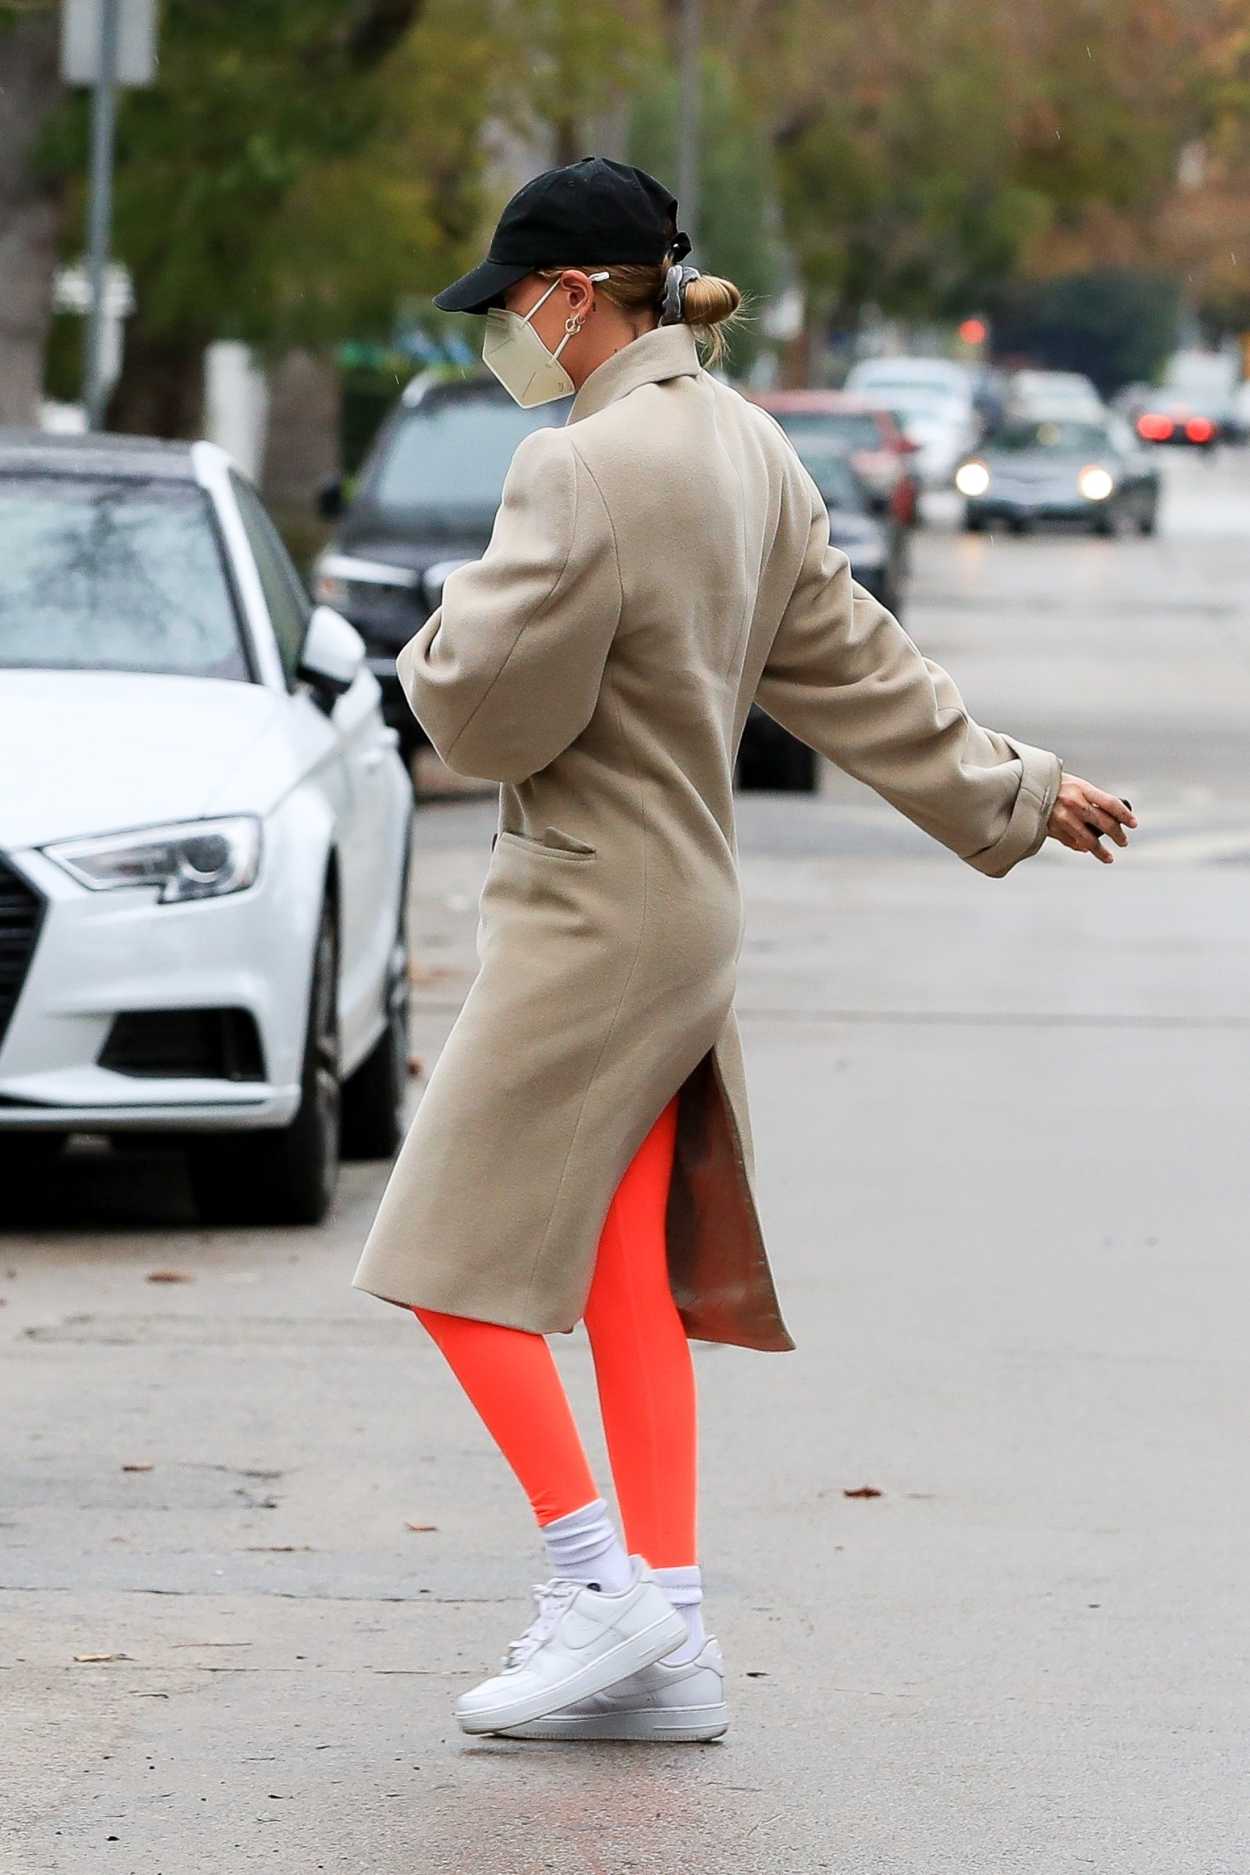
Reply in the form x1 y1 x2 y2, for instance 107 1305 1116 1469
681 273 741 329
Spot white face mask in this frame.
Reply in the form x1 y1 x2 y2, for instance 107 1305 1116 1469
482 272 610 408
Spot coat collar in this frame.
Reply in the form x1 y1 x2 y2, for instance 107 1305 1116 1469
565 322 701 424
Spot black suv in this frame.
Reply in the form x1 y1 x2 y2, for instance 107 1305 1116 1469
313 376 566 762
316 375 903 792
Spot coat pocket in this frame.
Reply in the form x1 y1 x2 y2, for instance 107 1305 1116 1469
496 826 597 861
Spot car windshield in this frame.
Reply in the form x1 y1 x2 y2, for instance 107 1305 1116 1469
773 411 883 451
0 474 247 679
788 445 866 510
365 387 564 520
992 420 1111 454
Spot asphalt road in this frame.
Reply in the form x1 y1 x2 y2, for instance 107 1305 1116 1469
5 447 1249 1875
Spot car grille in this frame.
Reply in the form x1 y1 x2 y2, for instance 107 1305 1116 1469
0 856 44 1051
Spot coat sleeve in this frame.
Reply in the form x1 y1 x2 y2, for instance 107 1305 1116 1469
394 427 622 783
755 468 1063 877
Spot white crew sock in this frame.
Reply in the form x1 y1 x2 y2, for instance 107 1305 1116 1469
541 1497 633 1593
653 1563 706 1663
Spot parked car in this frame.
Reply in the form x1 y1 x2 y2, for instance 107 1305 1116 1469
845 355 976 405
1003 370 1105 424
738 443 907 794
313 376 568 763
954 415 1159 535
882 387 982 489
843 357 981 489
0 431 412 1223
749 389 921 525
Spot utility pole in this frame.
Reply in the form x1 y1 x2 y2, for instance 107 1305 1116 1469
677 0 701 252
83 0 120 430
63 0 156 428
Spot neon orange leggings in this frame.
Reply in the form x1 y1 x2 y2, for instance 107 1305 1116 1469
413 1093 696 1567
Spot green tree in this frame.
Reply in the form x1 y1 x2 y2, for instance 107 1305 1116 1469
987 270 1182 393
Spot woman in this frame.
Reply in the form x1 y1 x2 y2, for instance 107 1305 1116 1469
352 155 1136 1742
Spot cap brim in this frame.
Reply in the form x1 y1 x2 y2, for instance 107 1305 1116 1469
433 257 534 314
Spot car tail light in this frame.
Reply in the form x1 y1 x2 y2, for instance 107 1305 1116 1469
1137 413 1174 441
1185 417 1215 443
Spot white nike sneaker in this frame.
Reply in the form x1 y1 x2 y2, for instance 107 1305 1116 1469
496 1636 729 1742
453 1558 687 1737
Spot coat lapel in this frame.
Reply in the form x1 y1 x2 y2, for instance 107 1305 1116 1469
566 323 702 424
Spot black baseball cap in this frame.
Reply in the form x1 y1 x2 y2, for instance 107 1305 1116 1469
433 155 688 315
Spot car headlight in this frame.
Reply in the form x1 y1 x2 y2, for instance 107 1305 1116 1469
44 816 261 903
311 555 419 610
955 460 991 497
1078 464 1115 501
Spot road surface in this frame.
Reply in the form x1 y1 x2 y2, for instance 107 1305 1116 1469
5 448 1248 1874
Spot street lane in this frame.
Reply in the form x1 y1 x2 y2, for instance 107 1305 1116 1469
4 446 1248 1873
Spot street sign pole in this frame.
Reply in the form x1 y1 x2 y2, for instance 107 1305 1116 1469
83 0 120 430
677 0 701 253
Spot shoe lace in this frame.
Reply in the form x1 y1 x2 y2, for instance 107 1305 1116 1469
501 1577 583 1671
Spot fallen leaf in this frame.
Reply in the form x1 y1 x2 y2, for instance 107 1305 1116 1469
73 1652 132 1663
121 1461 154 1472
842 1485 883 1499
404 1521 438 1533
146 1269 193 1284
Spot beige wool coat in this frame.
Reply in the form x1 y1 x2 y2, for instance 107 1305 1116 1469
351 321 1064 1352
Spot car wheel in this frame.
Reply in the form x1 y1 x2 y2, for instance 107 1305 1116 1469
1138 505 1158 536
963 507 986 533
342 863 410 1160
1007 515 1032 536
188 896 341 1226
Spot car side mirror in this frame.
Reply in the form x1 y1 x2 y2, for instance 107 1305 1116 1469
315 475 345 520
298 604 365 711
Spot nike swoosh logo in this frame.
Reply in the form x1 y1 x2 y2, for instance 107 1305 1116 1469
559 1609 613 1651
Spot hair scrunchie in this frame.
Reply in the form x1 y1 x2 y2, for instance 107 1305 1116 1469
660 260 702 326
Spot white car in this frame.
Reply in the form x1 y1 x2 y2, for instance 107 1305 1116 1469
844 355 976 405
842 357 987 487
0 433 412 1224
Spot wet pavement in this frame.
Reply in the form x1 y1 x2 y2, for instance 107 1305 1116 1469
4 447 1249 1874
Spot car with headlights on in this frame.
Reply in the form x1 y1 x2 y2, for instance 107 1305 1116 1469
313 376 567 764
954 416 1159 536
0 432 412 1223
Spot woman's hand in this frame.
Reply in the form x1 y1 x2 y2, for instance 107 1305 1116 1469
1046 774 1138 863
